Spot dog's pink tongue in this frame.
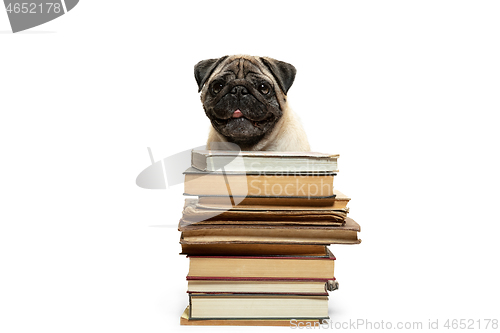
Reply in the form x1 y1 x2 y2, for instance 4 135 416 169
232 110 243 118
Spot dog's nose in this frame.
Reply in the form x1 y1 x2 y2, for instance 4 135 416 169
230 85 249 96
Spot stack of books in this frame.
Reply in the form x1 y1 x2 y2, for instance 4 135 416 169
178 150 361 326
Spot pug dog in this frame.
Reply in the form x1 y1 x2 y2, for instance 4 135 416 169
194 55 310 151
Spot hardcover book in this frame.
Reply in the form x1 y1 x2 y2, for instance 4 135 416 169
196 189 350 210
184 168 335 198
186 279 331 295
179 217 361 245
188 294 329 320
180 306 326 326
191 150 339 173
180 243 329 256
187 248 335 279
181 198 347 225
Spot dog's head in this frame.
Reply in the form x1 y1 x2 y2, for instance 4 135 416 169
195 55 296 146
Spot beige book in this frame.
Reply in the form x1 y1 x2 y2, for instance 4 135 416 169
187 280 328 294
187 249 335 279
184 168 335 197
197 189 350 210
191 149 339 173
189 294 329 319
180 306 326 326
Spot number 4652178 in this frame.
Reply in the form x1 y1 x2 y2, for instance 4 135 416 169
6 3 62 14
444 319 498 329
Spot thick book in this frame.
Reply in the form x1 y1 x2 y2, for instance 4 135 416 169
187 248 335 279
184 168 335 198
179 217 361 245
192 150 339 173
188 294 329 320
180 306 326 326
197 189 350 210
187 279 330 295
181 198 347 225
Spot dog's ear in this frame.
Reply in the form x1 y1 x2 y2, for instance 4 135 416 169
260 57 297 95
194 56 228 93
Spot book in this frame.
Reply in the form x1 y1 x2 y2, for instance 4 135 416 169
191 150 339 173
180 243 329 256
179 149 361 326
187 279 329 295
180 306 326 326
179 217 361 245
184 168 335 197
181 198 347 225
188 294 329 319
197 189 350 210
187 248 335 279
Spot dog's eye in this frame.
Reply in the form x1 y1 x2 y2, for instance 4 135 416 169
212 82 224 95
258 83 270 95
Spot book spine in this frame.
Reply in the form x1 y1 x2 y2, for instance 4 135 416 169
187 291 329 296
188 294 192 318
186 276 335 282
187 255 332 260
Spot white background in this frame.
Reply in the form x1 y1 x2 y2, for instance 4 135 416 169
1 1 499 332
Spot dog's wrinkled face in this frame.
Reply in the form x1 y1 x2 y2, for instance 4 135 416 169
195 56 296 146
203 58 281 145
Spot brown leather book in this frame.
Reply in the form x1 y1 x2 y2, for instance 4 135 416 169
181 198 348 225
180 243 328 256
179 217 361 245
